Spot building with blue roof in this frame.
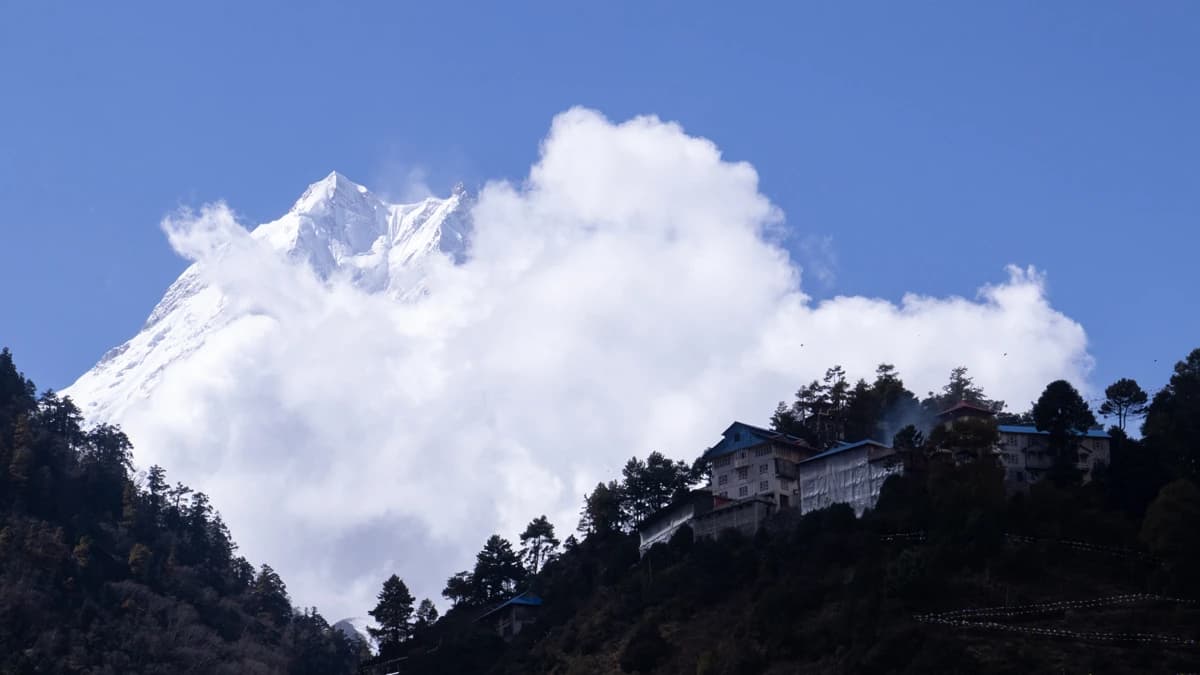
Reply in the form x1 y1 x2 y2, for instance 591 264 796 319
935 402 1111 486
476 591 543 641
702 421 819 510
994 424 1110 485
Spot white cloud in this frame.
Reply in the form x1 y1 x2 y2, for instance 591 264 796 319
112 108 1092 621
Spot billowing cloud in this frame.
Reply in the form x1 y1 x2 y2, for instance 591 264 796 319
106 108 1091 621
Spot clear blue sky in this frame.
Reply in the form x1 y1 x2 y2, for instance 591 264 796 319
2 1 1197 407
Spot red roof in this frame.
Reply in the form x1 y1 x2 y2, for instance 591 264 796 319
936 400 996 418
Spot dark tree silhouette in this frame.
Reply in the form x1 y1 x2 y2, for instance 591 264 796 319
1098 378 1149 431
519 515 560 575
1143 349 1200 481
368 574 415 652
1032 380 1097 486
472 535 525 603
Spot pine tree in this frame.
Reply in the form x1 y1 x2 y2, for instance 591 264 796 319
472 535 525 603
519 515 560 575
368 574 415 652
251 564 293 626
414 598 439 632
442 571 475 608
1098 378 1150 431
577 481 625 536
1143 349 1200 481
1032 380 1097 486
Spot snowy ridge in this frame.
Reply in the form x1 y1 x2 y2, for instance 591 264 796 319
64 172 471 422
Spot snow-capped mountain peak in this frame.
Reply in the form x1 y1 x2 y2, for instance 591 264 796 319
63 172 472 423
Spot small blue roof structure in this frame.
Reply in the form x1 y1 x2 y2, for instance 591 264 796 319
997 424 1110 439
798 439 892 464
476 591 543 621
702 421 816 460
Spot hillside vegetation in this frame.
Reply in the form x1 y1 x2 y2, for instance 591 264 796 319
0 348 363 674
372 351 1200 674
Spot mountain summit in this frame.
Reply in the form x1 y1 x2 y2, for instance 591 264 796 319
63 173 472 422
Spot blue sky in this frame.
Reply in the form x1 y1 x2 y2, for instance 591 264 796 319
2 0 1198 406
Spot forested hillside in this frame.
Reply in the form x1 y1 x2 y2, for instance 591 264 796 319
0 348 363 674
365 350 1200 674
7 340 1200 674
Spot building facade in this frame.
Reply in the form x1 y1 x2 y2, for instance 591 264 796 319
702 422 819 509
476 592 542 641
935 401 1111 486
995 424 1111 485
797 440 903 515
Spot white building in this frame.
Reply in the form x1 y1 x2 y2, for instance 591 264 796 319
701 422 818 509
797 440 903 515
995 424 1111 485
935 402 1111 485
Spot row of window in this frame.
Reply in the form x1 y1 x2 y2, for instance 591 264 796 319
717 480 772 499
718 463 771 484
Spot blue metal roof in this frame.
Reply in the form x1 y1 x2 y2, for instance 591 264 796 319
997 424 1110 439
702 421 814 459
477 591 543 621
798 439 891 464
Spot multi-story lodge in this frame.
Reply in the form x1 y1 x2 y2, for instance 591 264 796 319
935 402 1111 485
637 402 1112 555
701 421 819 508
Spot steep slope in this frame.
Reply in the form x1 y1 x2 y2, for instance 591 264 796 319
63 172 471 423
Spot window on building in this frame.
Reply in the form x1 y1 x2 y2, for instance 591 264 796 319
718 474 728 486
737 466 749 479
754 446 770 457
759 480 768 491
719 491 727 498
713 455 731 468
738 486 748 497
733 431 741 441
759 463 769 474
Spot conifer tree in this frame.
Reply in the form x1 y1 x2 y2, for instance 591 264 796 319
414 598 439 632
1098 378 1150 431
442 571 475 608
472 535 525 603
251 564 293 626
519 515 560 575
368 574 415 652
578 481 625 536
1032 380 1097 486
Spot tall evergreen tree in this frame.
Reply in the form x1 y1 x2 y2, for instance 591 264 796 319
1098 377 1149 431
1032 380 1097 486
472 535 525 603
414 598 439 632
519 515 560 575
251 564 293 626
368 574 415 652
578 480 626 536
620 452 695 524
442 571 475 608
1143 348 1200 481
